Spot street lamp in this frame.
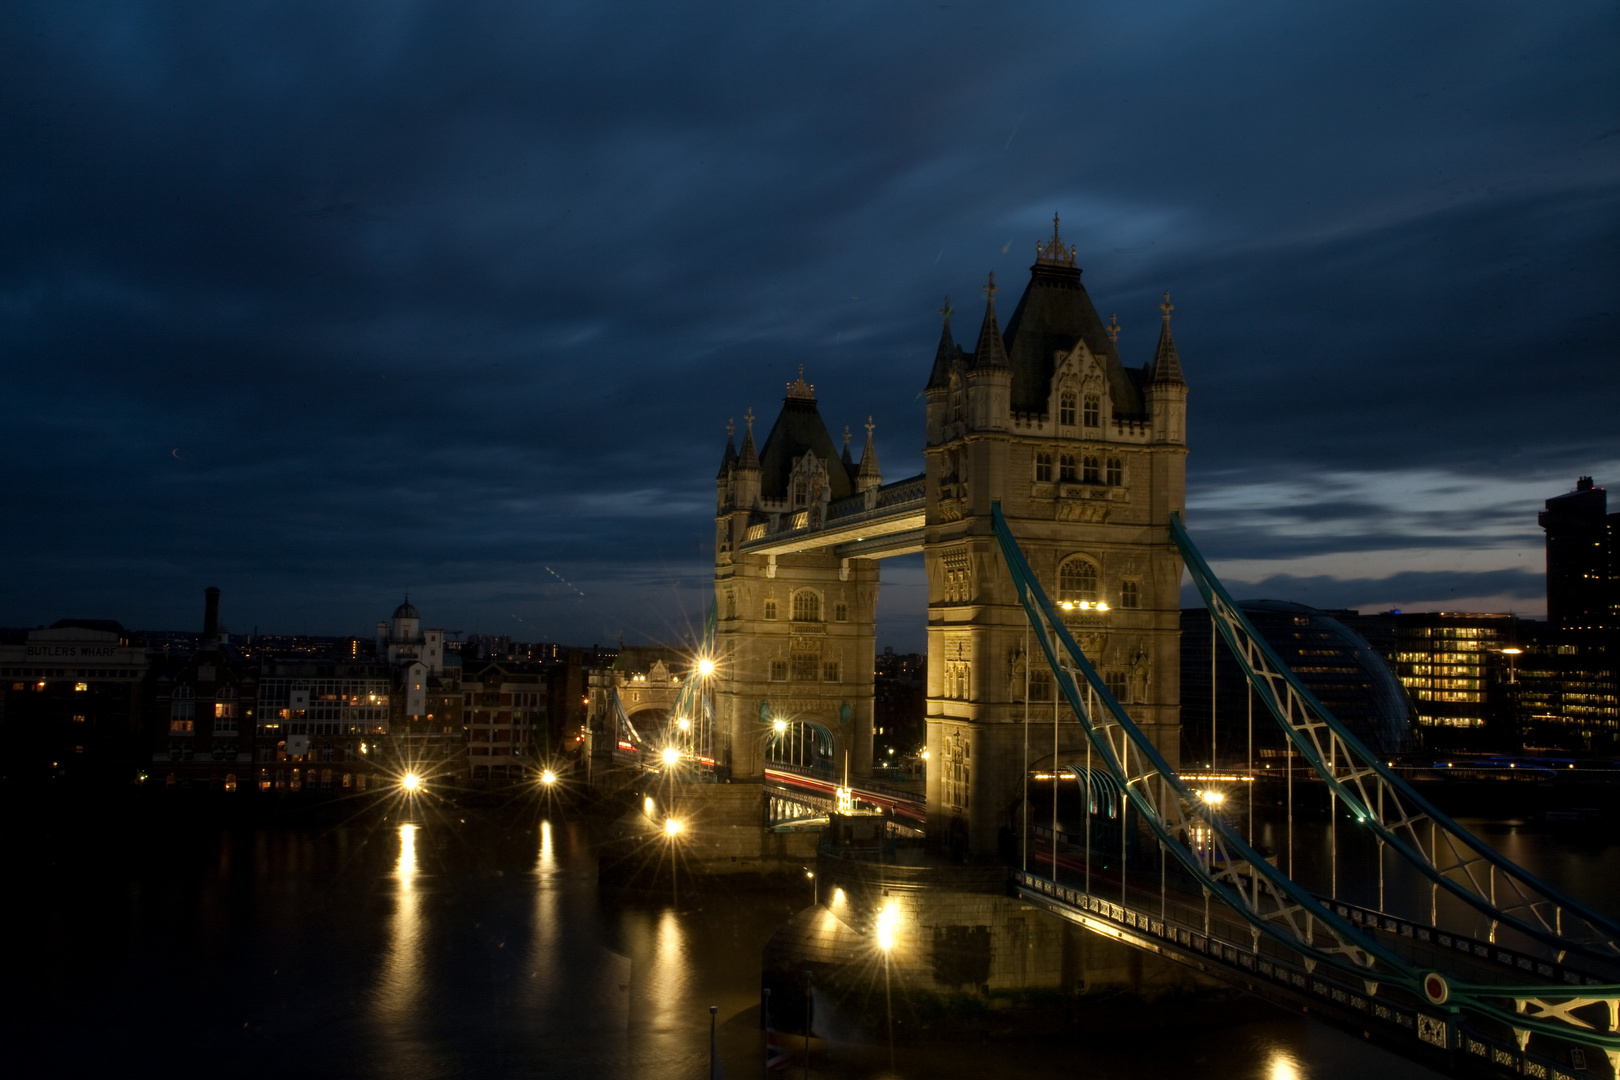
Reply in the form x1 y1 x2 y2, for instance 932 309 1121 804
662 746 681 767
540 768 557 785
401 771 422 793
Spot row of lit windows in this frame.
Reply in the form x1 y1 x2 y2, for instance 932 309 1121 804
1400 627 1501 641
1035 452 1123 485
761 592 850 622
1412 689 1483 702
1 668 141 679
1416 715 1485 728
768 658 841 682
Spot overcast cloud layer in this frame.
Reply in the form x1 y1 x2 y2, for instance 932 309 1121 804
3 1 1616 649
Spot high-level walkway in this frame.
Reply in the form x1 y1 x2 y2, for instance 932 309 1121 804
735 473 925 560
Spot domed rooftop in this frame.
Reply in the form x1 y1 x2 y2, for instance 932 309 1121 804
393 597 420 620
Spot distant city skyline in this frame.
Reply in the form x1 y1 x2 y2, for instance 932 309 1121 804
3 3 1615 652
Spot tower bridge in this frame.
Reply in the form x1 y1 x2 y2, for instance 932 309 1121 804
602 218 1619 1076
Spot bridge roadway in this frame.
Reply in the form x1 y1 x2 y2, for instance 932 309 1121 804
1018 829 1617 1080
762 766 926 826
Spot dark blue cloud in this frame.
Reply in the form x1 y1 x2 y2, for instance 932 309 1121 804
1 1 1615 643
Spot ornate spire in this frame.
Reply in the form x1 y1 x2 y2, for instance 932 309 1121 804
926 295 958 390
716 419 738 479
972 272 1009 369
1035 212 1077 267
857 415 882 487
785 364 815 401
1150 291 1185 386
1107 313 1120 345
737 407 760 470
841 425 853 466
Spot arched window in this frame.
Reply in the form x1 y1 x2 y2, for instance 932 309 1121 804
1082 455 1100 483
1059 392 1077 426
725 592 737 620
834 602 848 622
763 598 778 620
793 480 808 508
1106 456 1123 486
1059 454 1077 482
1121 580 1140 609
791 589 821 622
1083 394 1100 427
1034 452 1053 482
1058 558 1099 603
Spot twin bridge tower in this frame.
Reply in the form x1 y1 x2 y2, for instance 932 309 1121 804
712 219 1189 857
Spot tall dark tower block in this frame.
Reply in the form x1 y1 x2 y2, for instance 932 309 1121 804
1539 477 1612 633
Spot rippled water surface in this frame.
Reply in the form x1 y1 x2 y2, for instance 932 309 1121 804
6 800 1613 1079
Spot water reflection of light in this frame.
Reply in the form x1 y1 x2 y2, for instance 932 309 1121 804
649 907 689 1034
376 824 424 1030
1266 1047 1305 1080
539 819 556 872
528 820 562 1019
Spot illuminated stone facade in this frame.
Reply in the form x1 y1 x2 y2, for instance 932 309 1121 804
713 373 882 781
921 220 1188 857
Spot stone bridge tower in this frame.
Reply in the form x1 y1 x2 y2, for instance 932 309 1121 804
713 371 883 781
923 217 1188 858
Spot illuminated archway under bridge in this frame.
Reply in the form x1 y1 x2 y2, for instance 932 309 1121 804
764 716 835 772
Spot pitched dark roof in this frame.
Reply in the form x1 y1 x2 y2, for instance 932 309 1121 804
1001 260 1146 418
756 395 855 501
50 618 124 634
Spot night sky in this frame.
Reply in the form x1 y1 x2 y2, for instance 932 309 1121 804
4 2 1616 651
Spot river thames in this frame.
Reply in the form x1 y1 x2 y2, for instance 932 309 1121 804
5 799 1615 1079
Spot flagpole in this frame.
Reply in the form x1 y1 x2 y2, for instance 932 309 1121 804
710 1005 719 1080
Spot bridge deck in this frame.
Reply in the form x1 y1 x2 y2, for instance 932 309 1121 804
763 767 926 824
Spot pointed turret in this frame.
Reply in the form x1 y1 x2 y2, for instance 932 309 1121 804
856 416 882 493
716 419 738 479
1150 291 1185 386
926 297 958 390
737 408 760 471
840 425 854 469
971 273 1009 369
730 407 762 509
1147 290 1188 448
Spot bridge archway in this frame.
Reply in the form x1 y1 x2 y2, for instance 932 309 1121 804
764 716 837 773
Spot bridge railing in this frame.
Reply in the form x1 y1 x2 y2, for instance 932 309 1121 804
1015 870 1602 1080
